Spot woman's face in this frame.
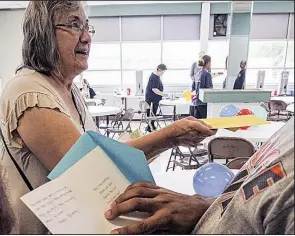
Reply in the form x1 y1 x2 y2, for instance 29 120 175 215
206 61 211 70
158 70 166 77
55 8 91 78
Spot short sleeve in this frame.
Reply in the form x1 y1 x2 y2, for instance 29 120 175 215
0 69 71 148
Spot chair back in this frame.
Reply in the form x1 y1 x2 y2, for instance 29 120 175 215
226 157 249 169
269 100 287 112
122 108 135 121
100 98 106 106
121 109 135 132
208 137 255 162
139 101 150 113
110 111 124 129
259 102 270 112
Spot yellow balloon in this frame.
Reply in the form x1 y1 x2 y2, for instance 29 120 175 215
182 90 192 101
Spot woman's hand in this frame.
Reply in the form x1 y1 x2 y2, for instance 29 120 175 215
105 182 211 234
126 116 215 160
167 116 216 147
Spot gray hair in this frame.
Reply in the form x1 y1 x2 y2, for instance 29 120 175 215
17 1 87 77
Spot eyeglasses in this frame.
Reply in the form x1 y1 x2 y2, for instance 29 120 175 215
55 22 95 37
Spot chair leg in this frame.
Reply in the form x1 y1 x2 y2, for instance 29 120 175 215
166 149 175 172
139 115 144 130
172 148 179 171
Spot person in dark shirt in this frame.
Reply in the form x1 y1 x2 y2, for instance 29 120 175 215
145 64 168 132
233 60 246 90
191 55 213 119
81 78 96 99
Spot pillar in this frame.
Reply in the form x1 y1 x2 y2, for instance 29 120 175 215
226 1 253 89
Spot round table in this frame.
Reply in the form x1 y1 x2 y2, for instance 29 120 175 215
88 106 122 128
271 96 294 105
88 106 121 117
202 121 286 148
153 169 239 195
160 99 192 120
85 98 102 106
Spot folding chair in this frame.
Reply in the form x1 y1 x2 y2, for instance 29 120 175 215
138 101 163 133
106 109 135 138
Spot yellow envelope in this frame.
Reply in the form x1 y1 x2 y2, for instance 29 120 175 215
200 115 270 130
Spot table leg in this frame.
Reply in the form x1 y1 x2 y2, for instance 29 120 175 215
124 98 127 111
106 116 109 126
173 105 176 121
106 116 110 137
121 97 127 111
95 117 100 128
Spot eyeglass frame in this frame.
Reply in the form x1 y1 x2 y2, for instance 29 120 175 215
55 22 95 37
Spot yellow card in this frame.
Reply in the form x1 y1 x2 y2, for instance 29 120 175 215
200 115 270 130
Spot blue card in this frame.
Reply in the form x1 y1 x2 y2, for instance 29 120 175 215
48 131 155 184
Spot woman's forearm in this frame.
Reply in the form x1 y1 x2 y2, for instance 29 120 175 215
125 125 176 160
152 88 167 97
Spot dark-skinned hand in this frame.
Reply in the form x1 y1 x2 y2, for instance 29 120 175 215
105 181 212 234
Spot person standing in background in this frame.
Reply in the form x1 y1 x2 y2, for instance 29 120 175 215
223 56 228 89
145 64 168 132
191 55 213 119
233 60 247 90
190 51 206 81
81 78 96 99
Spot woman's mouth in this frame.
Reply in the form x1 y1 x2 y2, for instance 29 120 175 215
75 50 89 55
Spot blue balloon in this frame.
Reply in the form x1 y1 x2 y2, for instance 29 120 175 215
219 104 240 117
252 107 268 120
193 163 234 198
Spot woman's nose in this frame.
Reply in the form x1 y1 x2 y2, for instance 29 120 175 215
80 30 91 44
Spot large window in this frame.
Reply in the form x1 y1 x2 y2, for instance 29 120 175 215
122 42 161 70
286 40 294 68
88 43 121 70
83 71 121 86
122 70 153 90
207 41 229 69
161 69 191 85
245 69 284 89
162 42 200 69
210 68 227 89
248 41 287 68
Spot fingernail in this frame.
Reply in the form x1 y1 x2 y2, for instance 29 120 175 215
105 209 112 218
111 230 118 234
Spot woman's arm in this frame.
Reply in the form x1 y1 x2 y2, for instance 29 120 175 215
125 125 174 160
17 107 82 171
126 117 214 160
152 88 168 97
17 108 212 171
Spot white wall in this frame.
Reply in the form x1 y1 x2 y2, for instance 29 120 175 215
0 9 24 93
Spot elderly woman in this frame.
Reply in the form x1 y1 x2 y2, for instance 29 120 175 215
0 1 213 233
